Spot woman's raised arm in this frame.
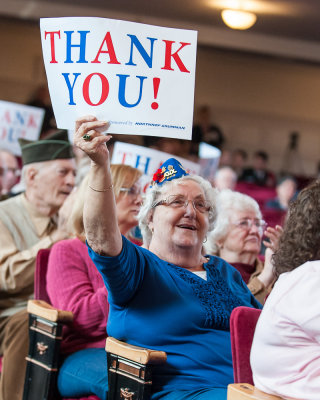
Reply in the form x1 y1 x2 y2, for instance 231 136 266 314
74 115 122 256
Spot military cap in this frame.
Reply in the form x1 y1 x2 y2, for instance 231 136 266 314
18 130 74 165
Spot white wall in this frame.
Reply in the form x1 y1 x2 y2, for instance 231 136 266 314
194 47 320 175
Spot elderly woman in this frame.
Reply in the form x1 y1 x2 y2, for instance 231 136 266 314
205 190 281 303
251 180 320 400
74 116 261 400
47 164 142 400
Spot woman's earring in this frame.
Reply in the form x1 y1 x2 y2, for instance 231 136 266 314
203 236 207 243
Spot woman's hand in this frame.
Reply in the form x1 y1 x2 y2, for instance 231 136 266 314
263 225 283 252
258 247 276 288
73 115 111 167
258 225 283 288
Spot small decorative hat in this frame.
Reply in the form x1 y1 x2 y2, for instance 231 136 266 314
18 130 74 165
151 158 189 186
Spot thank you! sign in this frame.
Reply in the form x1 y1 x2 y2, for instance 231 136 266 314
0 100 44 156
40 17 197 139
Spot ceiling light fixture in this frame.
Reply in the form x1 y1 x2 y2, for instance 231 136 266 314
221 9 257 30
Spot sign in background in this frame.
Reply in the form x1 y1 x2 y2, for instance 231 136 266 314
40 17 197 140
198 142 221 182
0 100 44 156
111 141 200 189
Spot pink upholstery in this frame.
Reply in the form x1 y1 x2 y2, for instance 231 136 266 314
235 182 276 209
230 306 262 385
261 208 286 228
35 249 100 400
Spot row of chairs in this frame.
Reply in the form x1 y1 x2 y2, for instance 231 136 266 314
22 249 283 400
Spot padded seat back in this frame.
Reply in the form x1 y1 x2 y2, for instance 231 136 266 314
230 306 262 385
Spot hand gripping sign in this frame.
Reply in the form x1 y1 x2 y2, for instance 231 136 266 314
40 17 197 140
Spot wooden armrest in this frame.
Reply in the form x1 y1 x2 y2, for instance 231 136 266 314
106 337 167 365
227 384 284 400
27 299 73 323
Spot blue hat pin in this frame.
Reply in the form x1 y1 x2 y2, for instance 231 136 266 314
151 158 189 186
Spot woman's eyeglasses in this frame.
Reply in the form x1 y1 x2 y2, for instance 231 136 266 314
152 194 212 213
119 186 141 197
233 218 267 231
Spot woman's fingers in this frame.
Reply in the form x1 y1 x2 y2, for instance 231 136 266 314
73 116 112 165
75 115 97 132
74 118 109 145
263 240 273 249
263 225 283 251
75 120 109 138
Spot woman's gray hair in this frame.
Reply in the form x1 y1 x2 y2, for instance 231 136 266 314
138 175 217 247
204 189 262 255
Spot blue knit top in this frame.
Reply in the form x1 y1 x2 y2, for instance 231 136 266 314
88 236 261 393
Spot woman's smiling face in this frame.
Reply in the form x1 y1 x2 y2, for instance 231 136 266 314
149 180 210 251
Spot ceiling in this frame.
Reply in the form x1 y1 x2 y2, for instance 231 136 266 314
2 0 320 63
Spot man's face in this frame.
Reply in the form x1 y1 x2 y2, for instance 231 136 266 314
31 159 76 211
253 156 267 170
0 151 20 194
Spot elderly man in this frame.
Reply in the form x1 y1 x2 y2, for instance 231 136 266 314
0 150 20 200
213 166 237 191
0 130 76 400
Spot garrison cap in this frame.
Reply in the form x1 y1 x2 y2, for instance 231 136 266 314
18 130 74 166
151 158 189 187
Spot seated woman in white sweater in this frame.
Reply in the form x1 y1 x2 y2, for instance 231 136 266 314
250 179 320 400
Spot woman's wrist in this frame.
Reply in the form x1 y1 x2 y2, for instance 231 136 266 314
257 271 273 287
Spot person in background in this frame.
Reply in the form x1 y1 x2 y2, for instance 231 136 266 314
47 164 142 400
251 180 320 400
27 84 56 137
70 115 260 400
0 130 76 400
0 150 20 200
265 175 297 211
205 190 281 303
213 166 237 191
191 105 225 155
239 151 276 187
218 149 232 168
231 149 248 178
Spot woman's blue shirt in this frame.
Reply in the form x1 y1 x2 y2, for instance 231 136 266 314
88 236 261 393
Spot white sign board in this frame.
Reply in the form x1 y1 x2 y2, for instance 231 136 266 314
40 17 197 140
111 141 200 189
0 100 44 156
198 142 221 181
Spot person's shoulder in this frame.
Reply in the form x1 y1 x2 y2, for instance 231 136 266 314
238 167 254 180
0 192 23 209
207 255 240 276
265 198 281 208
289 260 320 279
268 261 320 303
51 237 85 253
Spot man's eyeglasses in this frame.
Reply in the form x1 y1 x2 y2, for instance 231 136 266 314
120 185 141 197
233 218 267 231
152 195 212 214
